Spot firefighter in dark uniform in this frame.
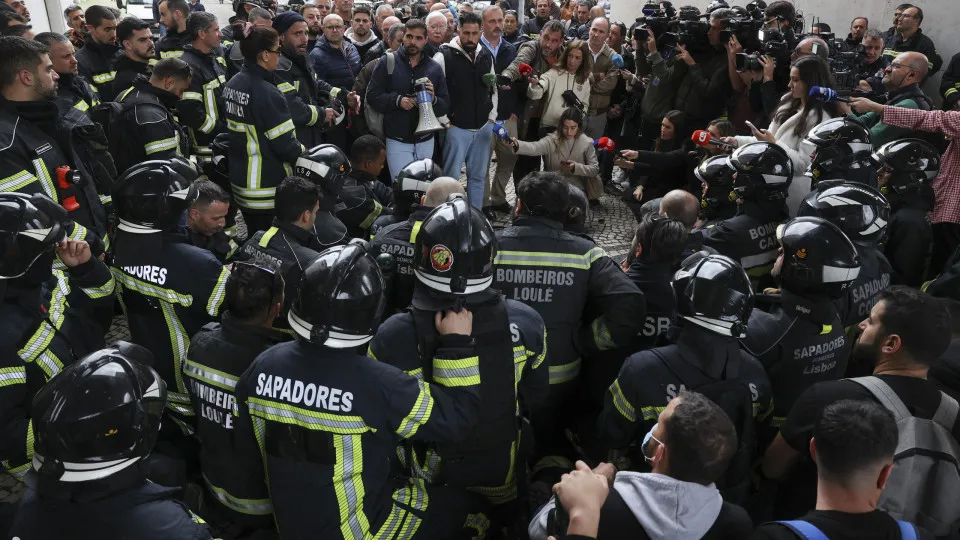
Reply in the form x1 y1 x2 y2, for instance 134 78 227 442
741 217 861 432
597 253 773 502
34 33 100 114
493 172 645 481
183 262 286 534
370 158 444 237
0 193 115 481
797 182 893 336
274 11 345 149
701 142 791 289
338 135 394 239
8 344 213 539
224 25 307 234
695 155 739 226
179 12 229 167
803 117 877 187
371 175 464 315
873 139 939 287
74 6 121 97
113 58 193 175
370 196 548 519
111 160 230 440
0 37 110 240
233 243 488 539
237 171 348 326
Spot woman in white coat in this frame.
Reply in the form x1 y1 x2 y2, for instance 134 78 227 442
726 56 840 215
528 39 593 132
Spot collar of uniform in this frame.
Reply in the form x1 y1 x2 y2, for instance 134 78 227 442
739 199 787 222
85 39 121 59
246 62 278 84
779 289 839 324
132 77 181 110
113 55 151 74
676 324 740 380
512 215 564 230
348 169 378 184
221 311 290 348
626 259 674 284
408 206 432 221
181 44 216 62
1 96 58 123
273 218 318 245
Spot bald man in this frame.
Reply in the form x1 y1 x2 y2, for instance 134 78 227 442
371 177 465 311
659 190 701 231
844 51 933 146
791 37 829 62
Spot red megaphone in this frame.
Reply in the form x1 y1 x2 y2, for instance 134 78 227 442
518 63 534 77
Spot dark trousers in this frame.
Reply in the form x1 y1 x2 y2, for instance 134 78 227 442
931 222 960 279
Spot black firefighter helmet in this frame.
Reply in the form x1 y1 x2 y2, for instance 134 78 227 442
695 155 738 219
0 192 67 280
803 117 873 184
673 252 754 337
729 142 793 201
797 181 890 246
870 138 940 200
776 216 861 299
295 144 352 198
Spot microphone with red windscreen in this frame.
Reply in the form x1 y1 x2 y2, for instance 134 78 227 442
518 63 534 77
691 129 734 149
594 137 615 152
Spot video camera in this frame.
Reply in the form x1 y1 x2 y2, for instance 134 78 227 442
635 1 678 50
734 28 790 72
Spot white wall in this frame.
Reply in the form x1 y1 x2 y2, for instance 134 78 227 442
610 0 959 97
27 0 54 33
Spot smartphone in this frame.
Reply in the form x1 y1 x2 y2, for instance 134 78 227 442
744 120 760 134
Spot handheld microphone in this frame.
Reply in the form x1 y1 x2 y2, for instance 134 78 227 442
518 63 534 77
493 121 511 141
611 53 624 69
594 137 615 152
691 130 734 149
809 86 851 103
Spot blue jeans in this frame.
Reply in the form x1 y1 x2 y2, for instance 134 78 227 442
386 138 436 182
443 124 493 209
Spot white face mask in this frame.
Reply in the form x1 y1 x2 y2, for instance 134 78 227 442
642 422 664 463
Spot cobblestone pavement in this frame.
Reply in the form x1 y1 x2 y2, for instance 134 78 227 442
0 167 638 502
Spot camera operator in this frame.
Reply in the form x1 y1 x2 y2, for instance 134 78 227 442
846 17 868 50
763 0 798 49
883 5 942 81
841 52 933 146
857 29 889 84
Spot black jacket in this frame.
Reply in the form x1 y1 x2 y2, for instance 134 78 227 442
224 63 306 214
74 40 121 96
113 77 190 174
519 15 550 41
481 36 519 121
435 38 496 129
10 469 212 540
0 258 114 479
836 245 892 328
370 206 431 314
700 201 787 289
883 28 943 78
275 51 337 149
232 338 481 539
183 312 287 525
740 291 849 427
885 192 933 287
494 216 646 386
0 98 111 237
336 169 393 239
672 45 732 128
179 46 229 155
367 48 451 143
156 28 190 59
110 55 152 103
362 39 389 65
941 51 960 110
53 72 99 114
236 215 347 324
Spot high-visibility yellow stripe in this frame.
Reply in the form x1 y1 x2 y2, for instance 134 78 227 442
409 220 423 244
609 379 636 422
202 473 273 515
206 266 230 317
248 397 373 434
494 247 606 270
548 358 581 385
258 226 279 247
0 170 38 192
32 159 56 199
145 137 179 155
359 200 383 230
112 269 194 306
395 380 434 438
183 359 239 391
432 356 481 387
92 71 117 84
264 119 295 140
591 317 616 350
0 367 26 388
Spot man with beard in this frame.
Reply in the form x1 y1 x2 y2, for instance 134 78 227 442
0 37 110 239
75 6 120 97
762 286 959 520
35 32 99 113
110 17 155 102
184 179 238 262
518 0 551 41
301 3 322 51
346 5 380 60
274 11 344 149
156 0 190 59
63 4 86 49
179 12 227 164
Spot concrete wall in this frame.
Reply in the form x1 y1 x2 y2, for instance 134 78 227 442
610 0 959 97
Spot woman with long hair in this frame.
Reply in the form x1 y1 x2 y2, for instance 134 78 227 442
726 56 840 215
223 23 305 233
509 107 600 195
528 39 593 131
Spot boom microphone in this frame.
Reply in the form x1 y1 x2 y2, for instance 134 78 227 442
691 130 734 149
809 86 851 103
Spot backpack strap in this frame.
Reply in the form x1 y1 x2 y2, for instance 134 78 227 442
896 521 918 540
386 51 395 75
849 376 911 422
932 391 960 430
776 520 829 540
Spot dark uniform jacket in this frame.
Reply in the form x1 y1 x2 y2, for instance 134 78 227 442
224 63 306 215
232 338 482 539
156 28 190 59
700 200 787 288
837 245 892 328
370 291 548 504
0 257 114 480
113 77 190 174
883 28 943 78
74 40 121 97
740 290 849 429
0 98 111 237
112 233 230 434
885 192 933 287
598 324 773 464
237 215 348 323
186 227 239 264
941 51 960 110
10 469 212 540
337 170 393 239
493 216 646 386
53 72 100 114
276 51 338 149
179 45 229 158
183 312 288 524
370 206 431 313
367 47 451 144
109 55 152 103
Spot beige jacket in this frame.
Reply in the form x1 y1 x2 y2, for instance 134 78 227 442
527 68 591 129
515 133 600 192
586 43 619 115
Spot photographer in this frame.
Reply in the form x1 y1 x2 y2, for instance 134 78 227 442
841 52 933 146
857 29 889 83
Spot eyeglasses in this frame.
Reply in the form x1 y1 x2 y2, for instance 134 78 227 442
890 61 917 72
428 25 446 31
897 13 917 20
265 48 282 55
324 25 345 30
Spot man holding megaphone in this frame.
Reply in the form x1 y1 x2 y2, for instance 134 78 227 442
367 18 451 180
